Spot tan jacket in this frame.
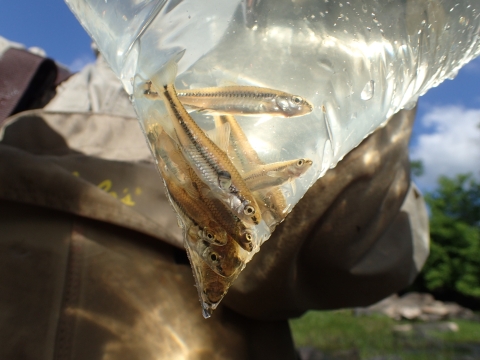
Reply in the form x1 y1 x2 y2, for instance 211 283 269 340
0 47 429 360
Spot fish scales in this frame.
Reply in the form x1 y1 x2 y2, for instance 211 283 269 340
187 165 256 252
155 147 228 246
177 86 313 117
160 83 261 225
244 158 313 191
213 114 292 225
215 115 261 172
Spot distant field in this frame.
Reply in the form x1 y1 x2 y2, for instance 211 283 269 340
289 310 480 360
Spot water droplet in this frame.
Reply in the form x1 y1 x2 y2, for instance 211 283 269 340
361 80 375 100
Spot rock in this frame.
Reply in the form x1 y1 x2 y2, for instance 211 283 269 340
399 306 422 320
355 292 477 322
422 304 450 316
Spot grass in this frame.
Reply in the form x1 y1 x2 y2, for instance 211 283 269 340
289 310 480 359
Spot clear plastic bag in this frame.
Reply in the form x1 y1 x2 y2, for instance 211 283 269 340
66 0 480 316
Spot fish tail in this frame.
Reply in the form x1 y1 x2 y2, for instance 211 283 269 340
150 49 185 88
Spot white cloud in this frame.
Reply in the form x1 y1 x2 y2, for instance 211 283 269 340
410 106 480 191
68 54 95 72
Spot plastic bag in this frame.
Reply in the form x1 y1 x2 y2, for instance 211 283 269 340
65 0 480 316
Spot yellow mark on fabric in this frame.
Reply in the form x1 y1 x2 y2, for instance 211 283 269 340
98 179 113 191
120 194 135 206
96 179 138 207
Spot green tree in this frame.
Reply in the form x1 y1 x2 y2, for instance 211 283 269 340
410 160 424 177
420 174 480 298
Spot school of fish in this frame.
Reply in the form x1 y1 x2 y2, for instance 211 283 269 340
140 54 313 318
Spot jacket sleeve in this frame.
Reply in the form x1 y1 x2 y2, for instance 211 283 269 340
225 107 430 320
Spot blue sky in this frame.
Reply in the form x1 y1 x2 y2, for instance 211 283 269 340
1 0 479 193
0 0 95 70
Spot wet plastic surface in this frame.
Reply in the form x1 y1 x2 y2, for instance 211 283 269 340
65 0 480 315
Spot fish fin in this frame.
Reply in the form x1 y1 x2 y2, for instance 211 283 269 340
150 49 185 88
204 122 230 154
214 122 231 154
204 128 217 142
290 180 297 195
151 108 176 139
200 187 214 200
188 82 209 89
266 170 285 178
218 79 239 87
183 180 200 199
134 74 150 100
228 153 245 174
213 115 225 129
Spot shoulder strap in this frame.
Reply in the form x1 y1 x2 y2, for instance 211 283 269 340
0 47 69 125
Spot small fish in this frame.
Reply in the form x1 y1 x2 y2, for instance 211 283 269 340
254 187 289 229
185 245 238 318
147 125 188 184
214 115 261 172
243 158 313 192
188 164 257 252
144 71 262 226
213 115 291 226
152 125 256 252
177 86 313 118
156 136 228 246
186 230 246 278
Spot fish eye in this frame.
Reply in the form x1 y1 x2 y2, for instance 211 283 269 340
244 205 255 216
246 233 253 241
297 159 305 167
292 96 303 104
210 252 219 262
206 231 214 240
